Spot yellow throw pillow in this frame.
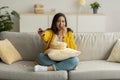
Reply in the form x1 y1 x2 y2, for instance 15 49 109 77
0 39 22 64
107 39 120 62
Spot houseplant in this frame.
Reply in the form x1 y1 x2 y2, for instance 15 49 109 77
0 6 19 32
90 2 100 14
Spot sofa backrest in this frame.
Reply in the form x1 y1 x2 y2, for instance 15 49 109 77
0 31 44 61
1 32 120 61
75 32 120 61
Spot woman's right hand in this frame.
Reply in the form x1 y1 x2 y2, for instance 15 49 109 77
38 28 45 36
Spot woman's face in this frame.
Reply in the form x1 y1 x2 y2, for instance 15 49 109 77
56 16 66 30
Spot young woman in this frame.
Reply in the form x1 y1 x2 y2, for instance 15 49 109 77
34 13 79 71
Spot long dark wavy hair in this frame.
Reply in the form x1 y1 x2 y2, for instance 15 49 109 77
47 13 73 34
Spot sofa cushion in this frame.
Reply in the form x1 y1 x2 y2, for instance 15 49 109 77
0 31 44 61
75 32 120 60
69 60 120 80
0 61 67 80
1 32 120 61
0 39 22 64
107 39 120 62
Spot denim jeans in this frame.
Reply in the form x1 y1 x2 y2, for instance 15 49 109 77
37 53 80 71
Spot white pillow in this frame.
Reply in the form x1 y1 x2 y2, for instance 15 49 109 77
50 41 67 49
46 48 81 61
107 39 120 62
45 41 81 61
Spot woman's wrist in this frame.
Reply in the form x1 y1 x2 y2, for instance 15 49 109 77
62 28 67 37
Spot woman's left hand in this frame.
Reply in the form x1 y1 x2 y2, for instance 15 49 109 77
61 26 67 37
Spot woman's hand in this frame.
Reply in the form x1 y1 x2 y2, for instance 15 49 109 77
59 26 67 37
38 28 45 36
61 26 67 37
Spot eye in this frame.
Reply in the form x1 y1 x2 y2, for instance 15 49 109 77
57 20 60 23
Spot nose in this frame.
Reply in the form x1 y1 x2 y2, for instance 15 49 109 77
60 21 62 24
59 22 62 26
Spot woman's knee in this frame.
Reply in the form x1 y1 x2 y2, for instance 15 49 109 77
37 53 45 60
37 53 56 66
37 53 46 63
69 57 80 65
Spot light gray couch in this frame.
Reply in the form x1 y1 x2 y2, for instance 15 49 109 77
0 31 120 80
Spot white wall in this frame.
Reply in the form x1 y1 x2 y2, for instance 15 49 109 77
0 0 120 32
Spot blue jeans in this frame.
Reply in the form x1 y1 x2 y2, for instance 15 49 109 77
37 53 80 71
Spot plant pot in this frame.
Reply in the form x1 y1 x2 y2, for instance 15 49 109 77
93 8 98 14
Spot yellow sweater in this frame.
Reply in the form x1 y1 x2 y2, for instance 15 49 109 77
41 29 77 51
34 29 77 64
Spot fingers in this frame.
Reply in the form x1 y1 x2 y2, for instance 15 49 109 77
62 27 67 32
38 28 43 33
38 28 45 36
38 28 43 32
59 26 66 31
